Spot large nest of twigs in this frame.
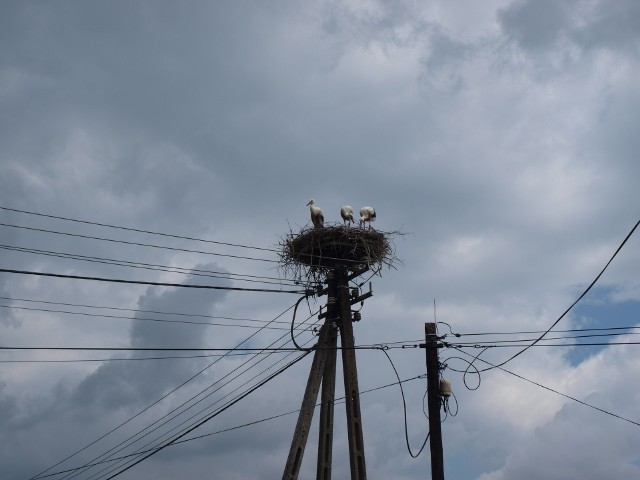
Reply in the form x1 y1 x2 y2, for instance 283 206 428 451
279 225 398 283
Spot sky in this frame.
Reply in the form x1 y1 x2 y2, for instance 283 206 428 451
1 0 639 478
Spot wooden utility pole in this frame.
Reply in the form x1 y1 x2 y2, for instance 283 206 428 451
425 322 444 480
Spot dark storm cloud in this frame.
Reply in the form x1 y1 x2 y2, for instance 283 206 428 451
498 0 576 51
499 0 640 55
74 263 230 407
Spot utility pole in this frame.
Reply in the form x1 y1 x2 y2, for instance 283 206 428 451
425 322 444 480
282 267 370 480
317 272 338 480
337 268 367 479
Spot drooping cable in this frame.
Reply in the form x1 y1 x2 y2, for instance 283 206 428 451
452 347 640 428
291 292 315 351
479 218 640 372
377 347 430 458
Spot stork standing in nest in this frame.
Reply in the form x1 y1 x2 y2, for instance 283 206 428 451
359 206 376 229
340 205 354 225
307 199 324 228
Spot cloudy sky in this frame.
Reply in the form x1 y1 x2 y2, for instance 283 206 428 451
1 0 639 478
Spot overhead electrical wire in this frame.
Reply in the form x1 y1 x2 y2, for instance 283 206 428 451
0 205 278 253
63 315 322 480
451 325 640 336
89 339 318 480
0 223 279 263
0 268 307 294
378 348 430 458
1 345 385 352
29 301 302 480
450 341 640 348
449 331 640 345
0 304 309 332
36 373 427 479
0 295 295 326
34 306 323 480
0 244 299 286
0 352 292 364
0 207 369 267
477 218 640 372
452 347 640 428
102 351 311 480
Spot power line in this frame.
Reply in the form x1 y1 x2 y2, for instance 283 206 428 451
0 295 296 326
479 218 640 372
0 352 291 363
0 222 279 263
452 325 640 336
103 351 311 480
0 304 308 332
0 268 307 294
0 205 278 253
90 346 316 479
0 244 299 286
59 309 324 480
35 308 323 480
0 345 382 352
449 331 640 345
35 373 427 479
29 301 302 480
86 341 318 480
449 341 640 348
452 347 640 428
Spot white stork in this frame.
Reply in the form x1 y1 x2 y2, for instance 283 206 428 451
359 206 376 229
340 205 354 225
306 199 324 228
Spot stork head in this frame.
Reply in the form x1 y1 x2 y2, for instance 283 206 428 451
306 199 315 206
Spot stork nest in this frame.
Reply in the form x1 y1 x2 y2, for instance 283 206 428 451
279 224 399 283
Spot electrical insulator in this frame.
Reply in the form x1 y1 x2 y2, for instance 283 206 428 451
327 296 336 305
353 311 362 322
439 378 452 398
351 288 359 299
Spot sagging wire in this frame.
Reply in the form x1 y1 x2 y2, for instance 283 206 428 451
377 346 430 459
291 292 317 352
437 321 461 338
440 349 485 392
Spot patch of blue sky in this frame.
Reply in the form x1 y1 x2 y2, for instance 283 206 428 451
560 286 640 366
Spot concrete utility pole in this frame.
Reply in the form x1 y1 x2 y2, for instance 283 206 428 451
336 269 367 479
425 322 444 480
282 268 370 480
